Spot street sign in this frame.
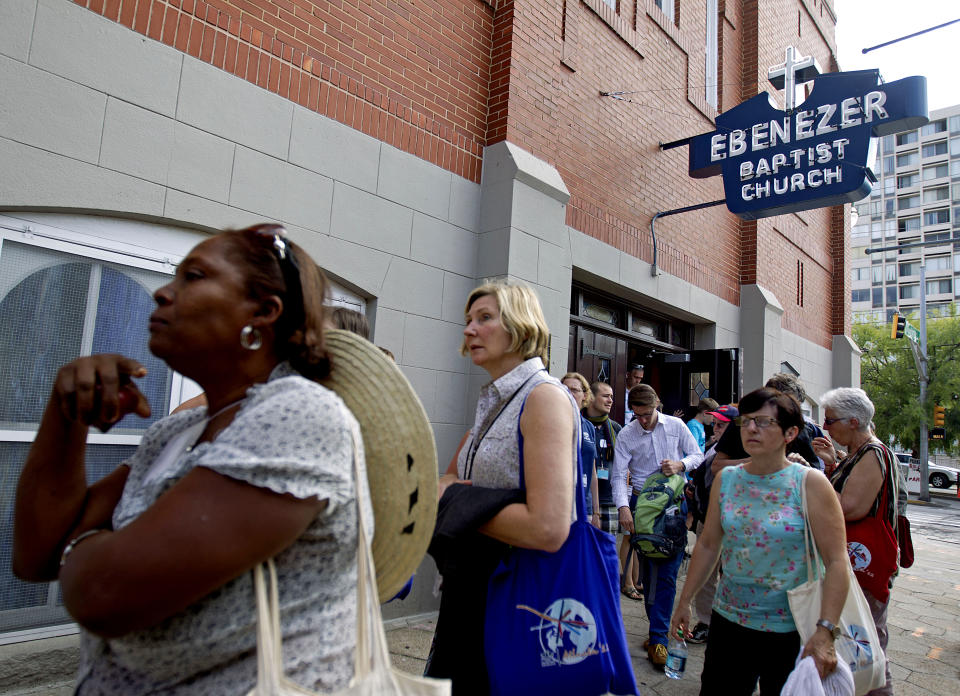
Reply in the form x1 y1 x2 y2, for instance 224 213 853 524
904 321 920 345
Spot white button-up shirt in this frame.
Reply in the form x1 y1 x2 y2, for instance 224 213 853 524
611 412 703 508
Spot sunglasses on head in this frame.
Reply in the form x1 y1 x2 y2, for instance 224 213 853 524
248 224 304 324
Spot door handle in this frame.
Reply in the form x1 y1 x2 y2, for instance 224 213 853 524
583 347 613 360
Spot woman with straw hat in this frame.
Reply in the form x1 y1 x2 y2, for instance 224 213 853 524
426 281 579 692
12 224 436 694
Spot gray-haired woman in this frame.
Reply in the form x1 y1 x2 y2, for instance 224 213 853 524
812 387 897 696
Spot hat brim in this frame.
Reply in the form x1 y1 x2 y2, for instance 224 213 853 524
706 411 732 422
320 329 438 602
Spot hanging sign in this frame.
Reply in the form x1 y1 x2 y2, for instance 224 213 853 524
688 47 928 220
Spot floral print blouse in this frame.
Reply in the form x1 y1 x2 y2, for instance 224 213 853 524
75 363 373 695
714 462 808 632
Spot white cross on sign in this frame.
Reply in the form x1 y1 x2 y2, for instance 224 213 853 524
768 46 822 111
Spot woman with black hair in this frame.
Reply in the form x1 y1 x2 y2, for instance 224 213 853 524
14 225 370 694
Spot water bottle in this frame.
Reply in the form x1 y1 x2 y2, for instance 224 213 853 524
664 629 688 679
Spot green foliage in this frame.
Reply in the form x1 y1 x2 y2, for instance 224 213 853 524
854 307 960 454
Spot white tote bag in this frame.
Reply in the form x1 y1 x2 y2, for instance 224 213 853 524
246 425 451 696
787 470 886 696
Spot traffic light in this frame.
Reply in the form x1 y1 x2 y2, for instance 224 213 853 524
934 404 946 427
891 313 906 339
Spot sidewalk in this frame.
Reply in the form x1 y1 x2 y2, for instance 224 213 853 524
387 494 960 694
1 495 956 695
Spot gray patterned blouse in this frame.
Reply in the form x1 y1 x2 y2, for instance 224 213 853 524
75 362 372 695
456 358 579 519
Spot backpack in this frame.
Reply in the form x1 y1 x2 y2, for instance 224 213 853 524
631 472 688 559
684 449 715 527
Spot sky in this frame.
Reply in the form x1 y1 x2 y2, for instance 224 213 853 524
834 1 960 112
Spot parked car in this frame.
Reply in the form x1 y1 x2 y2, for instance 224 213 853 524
895 452 960 489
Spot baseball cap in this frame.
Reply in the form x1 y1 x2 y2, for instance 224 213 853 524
707 404 739 422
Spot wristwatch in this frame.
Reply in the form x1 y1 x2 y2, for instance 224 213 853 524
815 618 841 640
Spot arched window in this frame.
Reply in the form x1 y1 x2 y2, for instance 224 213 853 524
0 214 202 638
0 214 367 640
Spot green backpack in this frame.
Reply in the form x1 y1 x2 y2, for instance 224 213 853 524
631 472 688 559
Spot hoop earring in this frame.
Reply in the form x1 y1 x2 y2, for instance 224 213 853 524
240 325 263 351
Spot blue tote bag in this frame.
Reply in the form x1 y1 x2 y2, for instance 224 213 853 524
483 403 637 696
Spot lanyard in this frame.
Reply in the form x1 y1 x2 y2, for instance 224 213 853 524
464 371 541 480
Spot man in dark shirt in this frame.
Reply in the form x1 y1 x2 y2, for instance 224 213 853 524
713 373 825 468
583 381 622 535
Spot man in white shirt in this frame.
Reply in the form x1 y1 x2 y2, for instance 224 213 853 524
613 383 703 668
623 364 644 424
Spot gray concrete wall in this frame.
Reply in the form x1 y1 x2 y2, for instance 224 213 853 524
1 0 483 471
0 0 482 624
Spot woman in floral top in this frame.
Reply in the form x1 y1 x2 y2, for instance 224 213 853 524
671 388 848 695
13 225 370 694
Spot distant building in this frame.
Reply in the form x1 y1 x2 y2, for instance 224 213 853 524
851 104 960 325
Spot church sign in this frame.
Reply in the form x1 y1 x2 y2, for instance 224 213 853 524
688 47 929 220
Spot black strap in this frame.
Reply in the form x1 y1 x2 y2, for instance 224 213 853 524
464 371 542 480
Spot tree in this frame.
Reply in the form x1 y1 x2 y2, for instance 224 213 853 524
854 306 960 456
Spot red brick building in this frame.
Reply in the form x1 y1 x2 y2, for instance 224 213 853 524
0 0 857 636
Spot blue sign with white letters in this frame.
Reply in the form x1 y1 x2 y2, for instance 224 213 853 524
689 53 928 220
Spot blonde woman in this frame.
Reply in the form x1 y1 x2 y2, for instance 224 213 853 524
427 281 578 691
562 372 601 529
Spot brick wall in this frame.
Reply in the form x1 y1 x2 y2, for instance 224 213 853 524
745 0 839 346
71 0 494 182
500 0 743 307
71 0 847 349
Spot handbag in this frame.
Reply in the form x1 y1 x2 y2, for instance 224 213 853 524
787 469 886 696
483 401 637 696
888 452 914 568
844 446 898 602
896 515 914 568
246 424 451 696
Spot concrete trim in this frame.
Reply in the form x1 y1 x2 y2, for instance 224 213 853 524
740 284 785 391
481 141 570 205
832 333 863 389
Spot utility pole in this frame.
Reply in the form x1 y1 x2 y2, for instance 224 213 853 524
867 241 935 502
918 263 930 502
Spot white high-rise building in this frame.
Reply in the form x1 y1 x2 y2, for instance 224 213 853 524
851 104 960 325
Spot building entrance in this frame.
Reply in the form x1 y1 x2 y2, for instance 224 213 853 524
567 286 740 425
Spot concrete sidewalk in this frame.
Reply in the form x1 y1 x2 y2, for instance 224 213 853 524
387 492 960 694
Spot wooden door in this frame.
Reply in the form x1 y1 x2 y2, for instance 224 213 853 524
568 325 634 424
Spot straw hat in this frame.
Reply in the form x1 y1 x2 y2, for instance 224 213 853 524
320 329 438 602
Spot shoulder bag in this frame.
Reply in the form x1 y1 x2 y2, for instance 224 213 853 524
483 396 637 696
886 448 914 568
246 424 451 696
787 469 885 696
843 444 899 602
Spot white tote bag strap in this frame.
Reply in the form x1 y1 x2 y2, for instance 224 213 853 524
347 421 394 681
799 467 824 584
250 558 285 692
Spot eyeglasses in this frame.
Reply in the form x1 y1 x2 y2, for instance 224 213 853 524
734 415 779 428
566 387 584 393
823 417 848 426
248 224 304 324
